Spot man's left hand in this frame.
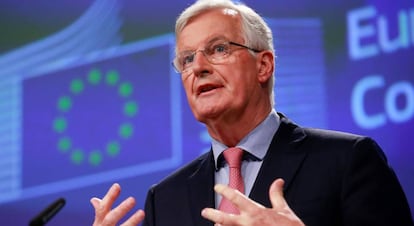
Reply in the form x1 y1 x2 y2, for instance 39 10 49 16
201 178 304 226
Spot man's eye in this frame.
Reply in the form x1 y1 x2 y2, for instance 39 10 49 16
182 54 194 66
212 44 228 54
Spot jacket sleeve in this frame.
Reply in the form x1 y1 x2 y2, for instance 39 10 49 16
341 137 413 226
142 185 156 226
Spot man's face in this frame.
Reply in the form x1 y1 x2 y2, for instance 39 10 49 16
176 9 263 124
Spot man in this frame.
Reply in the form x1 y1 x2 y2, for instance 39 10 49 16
91 0 413 225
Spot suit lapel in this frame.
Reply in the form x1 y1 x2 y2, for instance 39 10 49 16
187 151 216 226
184 114 307 223
249 115 308 207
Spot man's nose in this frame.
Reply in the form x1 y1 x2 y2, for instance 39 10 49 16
191 51 211 75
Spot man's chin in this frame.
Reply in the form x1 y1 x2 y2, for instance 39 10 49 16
193 109 222 124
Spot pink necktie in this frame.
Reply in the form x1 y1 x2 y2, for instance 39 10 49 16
218 147 244 214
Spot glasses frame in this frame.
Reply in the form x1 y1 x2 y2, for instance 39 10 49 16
172 41 261 74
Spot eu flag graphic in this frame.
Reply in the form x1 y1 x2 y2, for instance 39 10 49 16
22 42 177 188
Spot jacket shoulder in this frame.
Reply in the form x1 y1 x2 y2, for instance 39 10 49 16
150 151 212 190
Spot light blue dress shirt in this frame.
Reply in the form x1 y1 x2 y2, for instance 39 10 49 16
212 109 280 207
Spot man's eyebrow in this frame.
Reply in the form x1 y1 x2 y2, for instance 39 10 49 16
178 36 229 53
206 36 228 45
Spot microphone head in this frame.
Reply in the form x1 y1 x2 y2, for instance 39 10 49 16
29 197 66 226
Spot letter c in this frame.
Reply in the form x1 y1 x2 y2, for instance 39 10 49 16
351 75 386 129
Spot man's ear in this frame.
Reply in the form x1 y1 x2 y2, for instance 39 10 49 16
256 50 274 83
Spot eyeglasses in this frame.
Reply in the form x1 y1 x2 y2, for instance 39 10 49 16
172 40 261 75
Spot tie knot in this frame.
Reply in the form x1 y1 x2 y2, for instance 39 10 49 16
223 147 243 168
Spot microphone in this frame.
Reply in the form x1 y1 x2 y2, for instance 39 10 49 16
29 197 66 226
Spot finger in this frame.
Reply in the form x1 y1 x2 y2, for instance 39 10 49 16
201 207 237 225
101 183 122 210
215 184 264 213
269 178 287 209
91 183 122 223
119 209 145 226
90 197 102 210
105 196 137 225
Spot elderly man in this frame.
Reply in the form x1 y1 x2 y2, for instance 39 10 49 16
91 0 413 225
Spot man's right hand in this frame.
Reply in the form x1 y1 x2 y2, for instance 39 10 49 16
90 183 145 226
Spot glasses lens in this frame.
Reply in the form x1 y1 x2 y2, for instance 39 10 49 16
206 42 230 63
174 41 238 74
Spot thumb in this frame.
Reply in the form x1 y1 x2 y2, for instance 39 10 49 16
90 197 102 210
269 178 287 209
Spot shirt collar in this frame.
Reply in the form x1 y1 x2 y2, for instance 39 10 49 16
212 109 280 170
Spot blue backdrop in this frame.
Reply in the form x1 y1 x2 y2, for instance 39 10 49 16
0 0 413 225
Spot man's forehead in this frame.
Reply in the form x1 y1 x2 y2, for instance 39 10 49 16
176 9 241 49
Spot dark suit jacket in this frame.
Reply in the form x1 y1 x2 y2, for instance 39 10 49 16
143 114 413 226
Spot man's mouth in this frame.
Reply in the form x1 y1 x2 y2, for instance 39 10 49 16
197 84 220 95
